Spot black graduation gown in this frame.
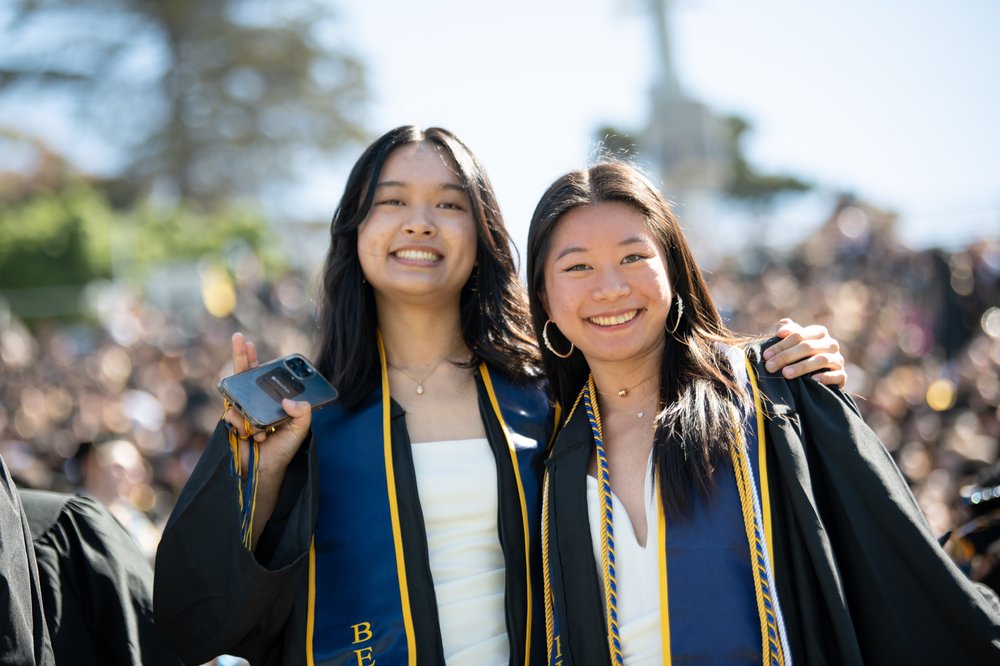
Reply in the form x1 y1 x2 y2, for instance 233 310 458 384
20 490 182 666
748 342 1000 665
154 371 550 666
542 342 1000 665
0 458 53 666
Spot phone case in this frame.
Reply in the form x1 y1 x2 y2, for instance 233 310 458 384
218 354 338 430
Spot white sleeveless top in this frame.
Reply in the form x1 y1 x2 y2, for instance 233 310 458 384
411 438 509 665
586 458 663 665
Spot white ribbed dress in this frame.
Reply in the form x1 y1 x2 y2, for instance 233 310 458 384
411 438 509 665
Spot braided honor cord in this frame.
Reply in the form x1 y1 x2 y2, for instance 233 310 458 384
584 376 625 666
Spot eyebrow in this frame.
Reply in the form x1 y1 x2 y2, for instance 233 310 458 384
554 236 649 261
375 180 467 194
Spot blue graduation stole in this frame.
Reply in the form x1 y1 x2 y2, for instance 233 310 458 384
653 355 790 664
308 341 549 665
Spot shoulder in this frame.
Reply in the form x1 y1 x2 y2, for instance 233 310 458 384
18 491 122 546
18 489 73 540
22 490 138 550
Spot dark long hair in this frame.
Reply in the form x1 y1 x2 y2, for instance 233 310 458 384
315 126 539 407
526 160 751 518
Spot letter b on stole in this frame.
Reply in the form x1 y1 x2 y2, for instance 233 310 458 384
351 622 375 665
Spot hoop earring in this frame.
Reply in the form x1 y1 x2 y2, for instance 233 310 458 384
543 319 575 358
666 295 684 335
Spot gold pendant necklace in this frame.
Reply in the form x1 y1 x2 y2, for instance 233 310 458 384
386 358 447 395
596 377 658 418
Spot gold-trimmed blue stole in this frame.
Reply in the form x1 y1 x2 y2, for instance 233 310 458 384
305 339 550 666
308 336 414 666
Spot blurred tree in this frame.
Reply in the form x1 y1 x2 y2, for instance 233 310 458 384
0 184 113 291
0 139 282 321
722 116 811 211
0 186 279 287
0 0 367 208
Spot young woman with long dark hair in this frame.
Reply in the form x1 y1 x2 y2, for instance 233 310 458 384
527 161 1000 665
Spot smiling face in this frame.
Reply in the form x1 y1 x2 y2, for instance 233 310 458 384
541 201 674 367
357 141 479 309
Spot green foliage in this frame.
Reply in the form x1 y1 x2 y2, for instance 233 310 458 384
0 182 284 319
122 202 282 276
0 185 114 289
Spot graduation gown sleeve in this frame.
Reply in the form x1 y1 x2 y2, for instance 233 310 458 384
20 490 182 666
153 421 317 665
0 457 54 666
751 341 1000 665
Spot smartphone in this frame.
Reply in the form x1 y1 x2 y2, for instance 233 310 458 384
218 354 338 430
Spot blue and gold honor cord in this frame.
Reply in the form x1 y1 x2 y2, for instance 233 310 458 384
728 400 788 666
223 401 260 550
583 376 626 666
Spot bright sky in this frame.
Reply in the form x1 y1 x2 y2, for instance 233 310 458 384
307 0 999 258
3 0 997 261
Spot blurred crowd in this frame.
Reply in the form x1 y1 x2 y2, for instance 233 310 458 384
0 246 319 561
1 199 998 583
713 198 999 542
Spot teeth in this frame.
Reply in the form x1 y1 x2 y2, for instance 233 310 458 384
589 310 638 326
394 249 440 262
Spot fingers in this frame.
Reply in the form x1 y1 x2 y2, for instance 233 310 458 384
767 349 841 376
763 337 848 389
810 369 848 389
766 324 839 360
246 340 259 369
774 325 838 354
245 400 310 443
282 399 312 433
774 318 798 337
765 333 843 370
764 318 845 378
232 332 250 373
231 332 260 374
223 405 255 440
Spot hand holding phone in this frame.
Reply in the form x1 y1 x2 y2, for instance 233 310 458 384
219 353 338 430
219 334 332 472
220 333 324 548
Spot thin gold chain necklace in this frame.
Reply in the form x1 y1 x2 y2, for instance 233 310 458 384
595 375 659 418
386 357 448 395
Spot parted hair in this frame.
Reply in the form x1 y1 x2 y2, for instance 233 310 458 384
526 160 752 518
315 126 540 407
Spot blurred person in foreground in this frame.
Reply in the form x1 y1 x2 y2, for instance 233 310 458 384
527 160 1000 665
19 487 182 665
153 126 845 665
75 439 162 561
